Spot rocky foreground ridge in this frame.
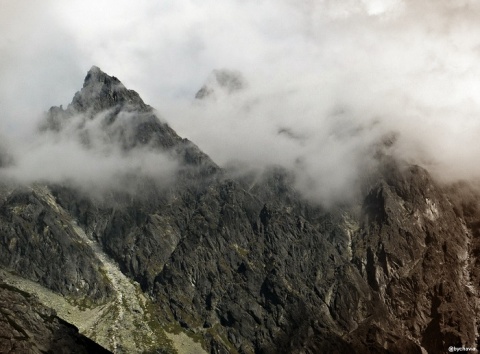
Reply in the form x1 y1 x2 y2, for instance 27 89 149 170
0 280 112 354
0 67 479 353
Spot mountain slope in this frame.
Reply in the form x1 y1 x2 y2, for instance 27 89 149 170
0 185 112 304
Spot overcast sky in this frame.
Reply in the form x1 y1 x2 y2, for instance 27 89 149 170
2 0 480 203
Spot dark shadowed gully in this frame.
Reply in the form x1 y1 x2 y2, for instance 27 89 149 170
0 67 478 353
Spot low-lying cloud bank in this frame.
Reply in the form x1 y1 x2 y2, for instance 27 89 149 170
159 0 480 202
0 110 179 197
2 0 480 203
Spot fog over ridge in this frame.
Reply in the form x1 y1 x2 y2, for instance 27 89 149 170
2 0 480 203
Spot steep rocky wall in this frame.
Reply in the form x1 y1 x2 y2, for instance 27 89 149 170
350 162 478 352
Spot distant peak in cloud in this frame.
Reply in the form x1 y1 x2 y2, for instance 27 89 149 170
195 69 245 100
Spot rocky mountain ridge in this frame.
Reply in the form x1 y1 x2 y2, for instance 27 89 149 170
0 67 479 353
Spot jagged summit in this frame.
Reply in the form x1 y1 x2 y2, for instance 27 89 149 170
84 65 105 81
43 66 176 148
69 66 149 114
83 65 125 92
42 66 220 172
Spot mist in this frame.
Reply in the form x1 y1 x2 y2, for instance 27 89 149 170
2 0 480 203
0 108 180 199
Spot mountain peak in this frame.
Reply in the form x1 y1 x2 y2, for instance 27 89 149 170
195 69 245 99
87 65 102 74
41 66 220 172
83 65 116 87
87 65 102 75
70 66 148 113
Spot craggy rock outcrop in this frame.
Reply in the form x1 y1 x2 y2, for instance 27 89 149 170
0 282 112 354
0 186 112 303
350 161 478 353
1 67 479 353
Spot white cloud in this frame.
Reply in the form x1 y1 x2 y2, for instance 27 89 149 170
0 109 179 196
2 0 480 203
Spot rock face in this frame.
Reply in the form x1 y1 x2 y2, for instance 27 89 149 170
146 160 478 353
0 282 112 354
0 185 113 304
350 162 477 353
1 66 479 353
